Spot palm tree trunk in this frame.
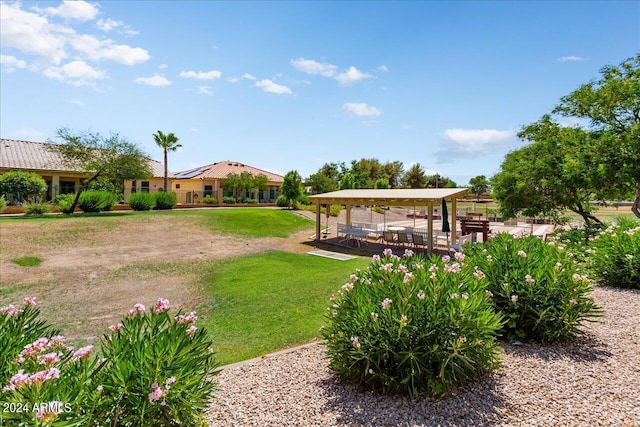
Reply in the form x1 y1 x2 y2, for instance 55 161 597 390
164 149 168 192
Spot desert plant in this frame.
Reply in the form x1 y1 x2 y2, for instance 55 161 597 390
127 192 155 211
78 190 117 213
588 218 640 289
201 195 218 204
95 299 218 425
23 202 51 215
153 191 177 210
322 249 503 397
465 233 602 342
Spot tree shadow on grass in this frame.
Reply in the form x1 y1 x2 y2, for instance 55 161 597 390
317 374 511 427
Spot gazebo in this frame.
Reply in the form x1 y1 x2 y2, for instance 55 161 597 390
308 188 468 254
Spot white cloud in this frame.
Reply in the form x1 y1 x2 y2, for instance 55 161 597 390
0 1 149 78
42 1 99 21
8 128 48 141
227 77 240 83
336 66 372 85
135 75 172 87
255 79 292 95
44 60 107 86
96 18 139 36
242 73 256 80
0 54 27 71
290 57 337 77
378 65 388 72
343 102 383 117
197 86 213 95
70 99 85 105
558 56 585 63
158 64 168 69
436 128 516 163
179 70 222 80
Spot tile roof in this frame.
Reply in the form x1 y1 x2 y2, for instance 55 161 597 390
0 138 167 178
174 160 284 183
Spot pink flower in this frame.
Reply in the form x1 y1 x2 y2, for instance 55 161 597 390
403 272 414 283
400 315 408 326
154 298 170 314
428 264 439 273
450 293 459 299
165 377 176 386
341 282 354 292
511 294 519 303
22 296 37 307
404 249 414 257
148 383 165 403
442 255 451 264
474 269 486 279
3 370 29 391
109 323 123 332
417 290 425 300
383 248 393 257
349 274 358 282
570 299 578 305
133 303 145 313
381 263 394 273
454 252 465 262
485 290 494 297
186 325 197 336
0 304 23 317
73 345 93 361
37 352 60 366
461 292 469 300
372 254 381 262
175 311 197 324
97 385 103 393
350 336 361 348
525 274 535 283
381 298 392 309
517 250 527 258
27 367 60 386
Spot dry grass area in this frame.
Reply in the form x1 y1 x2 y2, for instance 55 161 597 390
0 212 313 344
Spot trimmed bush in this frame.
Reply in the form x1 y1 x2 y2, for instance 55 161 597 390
0 196 6 212
153 191 177 210
242 198 258 204
55 194 76 214
465 233 601 342
201 195 218 204
323 249 503 397
299 193 312 205
78 190 117 213
127 192 155 211
223 196 236 204
276 195 288 207
23 202 51 215
588 218 640 289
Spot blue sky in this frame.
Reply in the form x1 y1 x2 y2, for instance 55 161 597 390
1 1 638 185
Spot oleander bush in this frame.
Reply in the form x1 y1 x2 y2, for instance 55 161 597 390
153 191 177 210
465 233 602 342
0 196 6 212
242 197 258 204
23 202 51 215
78 190 117 213
127 192 155 211
588 218 640 289
201 195 218 204
276 195 288 207
0 298 218 426
322 249 504 397
55 193 77 214
223 196 236 204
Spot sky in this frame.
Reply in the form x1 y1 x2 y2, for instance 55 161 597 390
1 1 639 185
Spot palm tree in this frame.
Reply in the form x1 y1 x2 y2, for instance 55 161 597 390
153 130 181 192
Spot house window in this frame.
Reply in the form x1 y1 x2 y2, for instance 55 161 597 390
175 183 181 189
60 181 75 194
204 185 213 197
141 181 150 193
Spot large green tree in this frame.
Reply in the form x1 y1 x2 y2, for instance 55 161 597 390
153 130 181 193
468 175 491 201
553 53 640 218
281 170 302 208
401 163 428 188
51 128 152 213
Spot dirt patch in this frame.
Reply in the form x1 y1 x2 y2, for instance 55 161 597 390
0 213 316 343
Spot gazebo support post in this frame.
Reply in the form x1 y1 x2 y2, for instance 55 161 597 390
427 201 434 254
345 203 352 227
451 197 458 242
315 203 321 240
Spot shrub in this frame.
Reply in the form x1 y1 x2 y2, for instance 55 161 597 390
322 249 503 397
201 195 218 204
0 171 48 203
23 202 51 215
55 194 77 214
299 193 312 205
0 196 6 212
242 198 258 204
465 233 601 342
276 195 288 207
372 206 385 215
588 218 640 289
78 190 117 213
329 204 341 217
153 191 177 210
0 298 218 426
95 300 218 425
127 192 155 211
11 256 42 267
223 196 236 204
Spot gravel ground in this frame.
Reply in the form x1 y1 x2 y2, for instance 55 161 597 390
206 286 640 426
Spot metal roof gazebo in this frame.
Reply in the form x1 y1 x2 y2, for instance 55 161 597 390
308 188 468 254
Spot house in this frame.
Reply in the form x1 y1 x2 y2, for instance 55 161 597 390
0 138 166 202
1 139 283 205
170 161 284 204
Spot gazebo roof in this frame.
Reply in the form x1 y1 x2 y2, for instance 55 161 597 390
309 188 468 206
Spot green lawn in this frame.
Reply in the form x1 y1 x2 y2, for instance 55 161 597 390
198 251 370 365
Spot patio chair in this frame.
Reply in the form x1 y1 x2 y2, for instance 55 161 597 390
411 232 427 253
448 234 473 254
397 231 412 248
383 230 398 245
